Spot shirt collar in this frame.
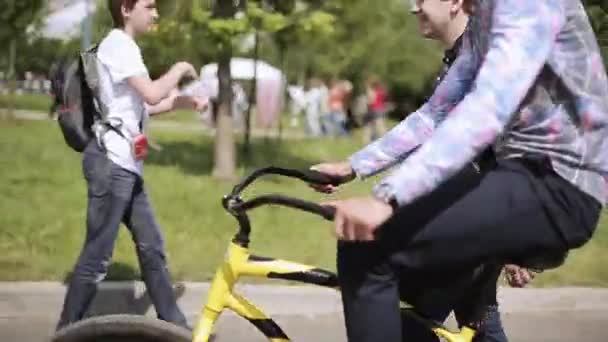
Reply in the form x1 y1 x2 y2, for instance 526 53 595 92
443 33 464 67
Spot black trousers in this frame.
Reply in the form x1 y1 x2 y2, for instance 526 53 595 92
337 158 601 342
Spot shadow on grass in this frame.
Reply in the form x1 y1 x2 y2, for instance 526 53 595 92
106 262 142 281
62 262 142 284
146 138 320 177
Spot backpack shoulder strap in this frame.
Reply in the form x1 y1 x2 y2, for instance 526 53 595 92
81 44 128 142
80 44 108 119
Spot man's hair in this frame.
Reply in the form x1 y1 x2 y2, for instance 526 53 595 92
462 0 474 15
108 0 139 28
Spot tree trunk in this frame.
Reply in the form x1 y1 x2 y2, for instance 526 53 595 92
212 44 236 180
277 43 288 140
243 29 259 157
211 0 237 180
3 38 17 120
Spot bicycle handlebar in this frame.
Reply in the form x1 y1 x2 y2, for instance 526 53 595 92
229 166 346 197
224 167 339 246
231 194 336 221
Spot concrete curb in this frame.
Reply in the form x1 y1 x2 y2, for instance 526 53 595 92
2 282 608 320
3 283 608 342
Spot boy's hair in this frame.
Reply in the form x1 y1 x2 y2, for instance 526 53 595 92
108 0 139 28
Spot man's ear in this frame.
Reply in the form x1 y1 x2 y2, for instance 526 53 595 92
451 0 465 15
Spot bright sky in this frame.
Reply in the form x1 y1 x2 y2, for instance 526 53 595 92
42 0 96 39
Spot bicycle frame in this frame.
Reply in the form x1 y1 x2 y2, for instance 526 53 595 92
192 167 477 342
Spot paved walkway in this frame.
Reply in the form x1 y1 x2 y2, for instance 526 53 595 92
2 282 608 341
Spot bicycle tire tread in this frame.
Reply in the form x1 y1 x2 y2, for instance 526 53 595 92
51 314 192 342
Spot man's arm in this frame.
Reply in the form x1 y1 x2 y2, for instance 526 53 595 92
349 34 477 179
375 0 566 206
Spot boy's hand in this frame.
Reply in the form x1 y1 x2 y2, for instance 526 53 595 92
173 95 208 111
192 97 208 111
175 62 198 80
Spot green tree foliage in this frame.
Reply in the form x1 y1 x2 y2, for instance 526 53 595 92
0 0 47 75
183 0 338 177
0 0 46 118
0 0 46 47
14 0 608 98
584 0 608 64
13 37 68 77
277 0 441 106
11 0 608 121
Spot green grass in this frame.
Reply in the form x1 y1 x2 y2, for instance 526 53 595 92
0 93 53 112
0 93 201 124
1 119 607 287
0 92 303 134
0 119 372 282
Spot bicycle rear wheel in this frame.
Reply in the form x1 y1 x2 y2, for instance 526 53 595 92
51 314 192 342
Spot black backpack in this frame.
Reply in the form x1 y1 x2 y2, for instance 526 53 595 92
51 45 108 152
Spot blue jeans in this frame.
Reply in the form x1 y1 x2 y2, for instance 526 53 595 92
322 111 348 136
57 142 186 330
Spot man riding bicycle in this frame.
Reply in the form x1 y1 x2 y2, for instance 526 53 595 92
312 0 607 341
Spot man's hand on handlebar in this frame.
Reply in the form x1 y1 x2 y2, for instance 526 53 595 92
323 196 392 241
309 161 356 193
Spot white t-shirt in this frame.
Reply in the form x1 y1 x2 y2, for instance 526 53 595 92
96 29 149 175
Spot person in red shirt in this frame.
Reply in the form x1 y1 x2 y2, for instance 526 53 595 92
323 80 352 136
364 75 389 142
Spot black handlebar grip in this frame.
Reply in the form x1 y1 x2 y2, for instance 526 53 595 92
320 205 336 221
229 166 352 199
300 169 352 186
299 169 341 186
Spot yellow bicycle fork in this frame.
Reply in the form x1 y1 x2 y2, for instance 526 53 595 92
192 241 477 342
193 242 310 341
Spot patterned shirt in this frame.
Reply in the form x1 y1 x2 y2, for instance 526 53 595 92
350 0 608 206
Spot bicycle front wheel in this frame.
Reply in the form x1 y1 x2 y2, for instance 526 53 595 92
51 314 192 342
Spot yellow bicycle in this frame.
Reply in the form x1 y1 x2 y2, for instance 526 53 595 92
192 166 479 342
51 166 566 342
